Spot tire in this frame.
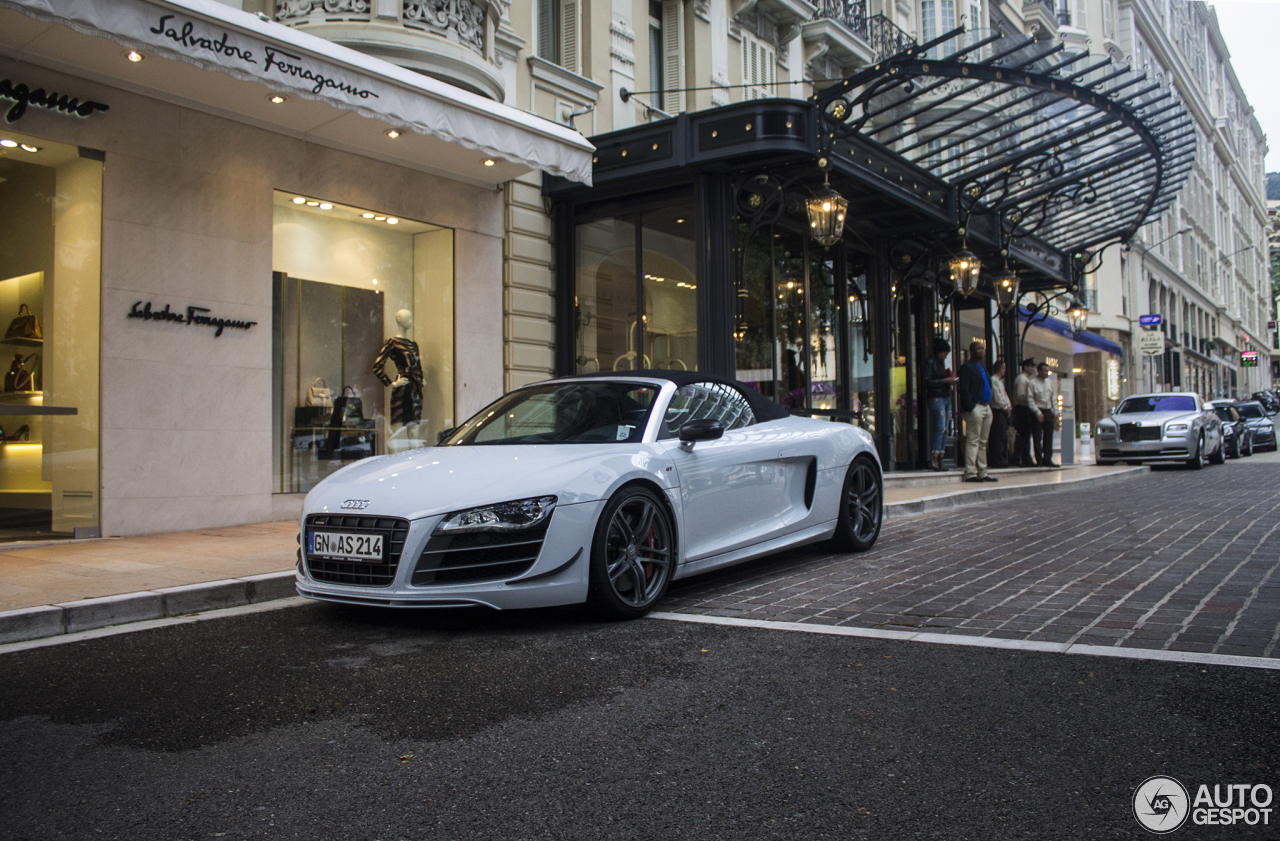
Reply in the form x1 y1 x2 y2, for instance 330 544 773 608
587 485 676 620
1096 459 1117 466
1243 436 1253 457
1209 438 1225 465
828 455 883 553
1186 433 1206 470
1228 438 1240 459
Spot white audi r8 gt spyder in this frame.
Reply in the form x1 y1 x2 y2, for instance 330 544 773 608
296 372 883 619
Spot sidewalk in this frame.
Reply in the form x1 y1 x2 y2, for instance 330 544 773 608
0 463 1146 644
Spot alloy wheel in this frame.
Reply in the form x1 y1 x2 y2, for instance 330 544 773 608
602 495 673 609
846 460 882 544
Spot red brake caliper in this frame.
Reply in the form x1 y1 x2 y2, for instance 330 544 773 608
642 527 656 582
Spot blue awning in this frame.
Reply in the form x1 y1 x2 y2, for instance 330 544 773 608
1019 307 1123 356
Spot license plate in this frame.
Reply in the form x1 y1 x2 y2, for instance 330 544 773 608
308 531 384 562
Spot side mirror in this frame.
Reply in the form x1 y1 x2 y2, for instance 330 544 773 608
1107 407 1116 415
679 419 725 447
437 427 458 444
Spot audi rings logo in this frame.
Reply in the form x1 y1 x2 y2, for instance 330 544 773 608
1134 776 1190 833
340 499 370 510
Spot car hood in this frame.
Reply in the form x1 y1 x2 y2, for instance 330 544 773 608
1101 411 1199 426
303 444 674 521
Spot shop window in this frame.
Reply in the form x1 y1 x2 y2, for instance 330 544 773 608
574 198 697 374
0 132 101 540
271 193 454 494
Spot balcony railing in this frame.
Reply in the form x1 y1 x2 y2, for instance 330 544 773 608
814 0 917 61
276 0 488 57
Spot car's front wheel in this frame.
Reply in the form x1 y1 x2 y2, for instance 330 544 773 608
1186 433 1206 470
1209 436 1226 465
829 455 883 553
587 486 676 620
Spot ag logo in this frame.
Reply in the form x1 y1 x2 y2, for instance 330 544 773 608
1134 776 1190 833
340 499 370 510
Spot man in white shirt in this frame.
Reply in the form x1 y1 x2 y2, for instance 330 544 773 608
1012 358 1041 467
988 360 1012 468
1031 362 1058 467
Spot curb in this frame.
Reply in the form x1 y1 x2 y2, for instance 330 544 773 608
0 571 297 645
884 466 1147 520
0 468 1148 647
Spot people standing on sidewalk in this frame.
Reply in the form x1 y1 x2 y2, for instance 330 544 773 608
987 360 1012 469
958 342 997 483
923 338 957 471
1012 358 1041 467
1032 362 1059 467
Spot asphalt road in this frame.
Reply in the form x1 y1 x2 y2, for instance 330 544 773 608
1 599 1278 841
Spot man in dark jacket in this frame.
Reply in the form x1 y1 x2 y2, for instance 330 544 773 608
957 341 996 483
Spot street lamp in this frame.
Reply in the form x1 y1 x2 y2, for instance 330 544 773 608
806 163 848 247
1066 297 1089 334
993 266 1020 312
949 246 982 296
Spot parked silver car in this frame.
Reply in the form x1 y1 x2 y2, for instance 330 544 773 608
1095 392 1223 469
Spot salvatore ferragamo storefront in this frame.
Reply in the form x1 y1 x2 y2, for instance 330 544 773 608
0 0 591 540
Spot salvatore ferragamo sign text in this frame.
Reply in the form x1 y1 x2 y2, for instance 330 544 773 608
128 302 257 337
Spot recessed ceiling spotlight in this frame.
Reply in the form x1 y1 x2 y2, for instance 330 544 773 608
126 50 145 63
306 200 320 206
319 203 333 210
19 144 39 153
482 159 495 167
292 197 306 204
385 129 401 139
371 278 378 285
362 212 375 218
0 139 16 148
386 217 399 224
268 94 286 104
374 215 387 221
675 218 685 223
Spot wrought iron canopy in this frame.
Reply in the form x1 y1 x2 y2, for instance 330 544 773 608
814 27 1196 254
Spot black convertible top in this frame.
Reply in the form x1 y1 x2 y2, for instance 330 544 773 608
557 369 791 422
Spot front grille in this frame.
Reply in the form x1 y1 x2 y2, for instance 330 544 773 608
1119 423 1161 442
412 520 551 585
305 514 409 587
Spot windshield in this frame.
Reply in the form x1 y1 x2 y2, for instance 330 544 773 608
441 382 660 445
1211 407 1238 422
1235 403 1266 420
1117 396 1196 414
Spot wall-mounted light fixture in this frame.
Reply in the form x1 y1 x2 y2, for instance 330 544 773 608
806 158 848 247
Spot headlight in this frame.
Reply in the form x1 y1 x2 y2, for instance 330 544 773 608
1165 423 1188 433
436 496 557 533
1098 426 1116 437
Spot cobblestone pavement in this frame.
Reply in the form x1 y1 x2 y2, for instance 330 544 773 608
664 456 1280 659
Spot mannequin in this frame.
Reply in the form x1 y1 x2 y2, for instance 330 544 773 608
373 308 424 426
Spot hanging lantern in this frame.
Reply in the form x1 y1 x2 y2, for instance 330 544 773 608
949 247 981 296
993 268 1020 312
1066 298 1089 334
807 171 848 247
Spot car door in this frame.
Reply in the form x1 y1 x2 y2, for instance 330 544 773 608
659 382 806 561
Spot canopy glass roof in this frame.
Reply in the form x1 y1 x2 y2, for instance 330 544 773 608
815 27 1196 254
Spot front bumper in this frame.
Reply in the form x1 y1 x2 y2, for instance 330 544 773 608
1096 436 1194 461
295 499 605 609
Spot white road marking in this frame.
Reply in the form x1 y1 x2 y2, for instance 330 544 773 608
648 611 1280 671
0 597 308 656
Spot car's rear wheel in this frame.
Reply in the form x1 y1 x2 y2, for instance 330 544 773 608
829 455 882 553
1186 433 1206 470
587 486 675 620
1243 435 1253 457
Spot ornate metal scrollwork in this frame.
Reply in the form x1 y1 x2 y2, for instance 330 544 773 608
404 0 487 54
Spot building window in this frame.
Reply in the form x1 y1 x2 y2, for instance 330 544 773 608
537 0 579 73
0 132 102 540
741 31 776 100
575 197 698 375
272 192 455 494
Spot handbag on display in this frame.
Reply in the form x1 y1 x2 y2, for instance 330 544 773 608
4 304 42 343
333 386 364 426
4 353 38 392
305 377 332 408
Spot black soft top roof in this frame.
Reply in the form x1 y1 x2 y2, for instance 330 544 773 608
556 370 791 422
